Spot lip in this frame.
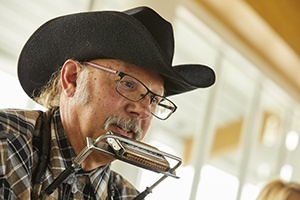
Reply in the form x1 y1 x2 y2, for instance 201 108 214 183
109 125 134 139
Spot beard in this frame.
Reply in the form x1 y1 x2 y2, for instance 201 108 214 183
73 67 92 105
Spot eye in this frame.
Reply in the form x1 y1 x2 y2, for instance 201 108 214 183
119 80 136 91
150 95 160 105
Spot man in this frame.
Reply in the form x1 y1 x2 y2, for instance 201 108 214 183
0 6 215 200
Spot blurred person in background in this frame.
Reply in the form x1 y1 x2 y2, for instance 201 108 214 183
256 178 300 200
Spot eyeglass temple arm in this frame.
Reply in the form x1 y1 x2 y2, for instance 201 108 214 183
84 61 119 75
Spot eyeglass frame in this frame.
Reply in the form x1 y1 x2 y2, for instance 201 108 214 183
81 61 177 120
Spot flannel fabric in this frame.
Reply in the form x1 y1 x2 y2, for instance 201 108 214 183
0 109 139 199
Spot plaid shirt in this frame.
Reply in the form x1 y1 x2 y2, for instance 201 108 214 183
0 109 139 200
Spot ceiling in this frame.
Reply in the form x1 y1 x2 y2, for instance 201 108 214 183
245 0 300 57
193 0 300 101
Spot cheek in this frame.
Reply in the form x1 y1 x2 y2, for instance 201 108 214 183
92 81 123 113
139 117 153 139
91 76 112 102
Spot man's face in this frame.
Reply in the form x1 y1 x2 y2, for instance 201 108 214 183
72 58 164 141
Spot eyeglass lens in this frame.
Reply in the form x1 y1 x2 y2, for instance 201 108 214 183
116 75 176 119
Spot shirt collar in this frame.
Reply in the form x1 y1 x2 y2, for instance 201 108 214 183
49 109 75 177
49 109 111 199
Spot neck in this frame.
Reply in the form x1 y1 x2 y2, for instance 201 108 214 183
81 151 114 171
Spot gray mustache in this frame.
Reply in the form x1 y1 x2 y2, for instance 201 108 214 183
103 116 143 140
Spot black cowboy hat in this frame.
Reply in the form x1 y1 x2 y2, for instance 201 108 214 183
18 6 215 98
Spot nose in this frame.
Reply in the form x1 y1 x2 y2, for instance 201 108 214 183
126 95 152 119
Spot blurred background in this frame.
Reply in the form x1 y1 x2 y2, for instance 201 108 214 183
1 0 300 199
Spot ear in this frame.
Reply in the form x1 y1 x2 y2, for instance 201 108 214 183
61 59 81 97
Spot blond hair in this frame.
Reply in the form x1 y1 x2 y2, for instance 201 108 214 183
34 69 62 109
256 179 300 200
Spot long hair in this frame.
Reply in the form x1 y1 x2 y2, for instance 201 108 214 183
34 69 62 109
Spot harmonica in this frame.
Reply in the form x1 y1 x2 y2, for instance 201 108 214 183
89 132 182 178
106 132 170 173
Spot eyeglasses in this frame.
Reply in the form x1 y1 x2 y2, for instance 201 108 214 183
83 61 177 120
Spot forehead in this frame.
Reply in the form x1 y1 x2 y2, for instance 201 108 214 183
91 59 165 94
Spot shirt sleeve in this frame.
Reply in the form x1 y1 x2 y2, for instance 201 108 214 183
0 131 33 200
